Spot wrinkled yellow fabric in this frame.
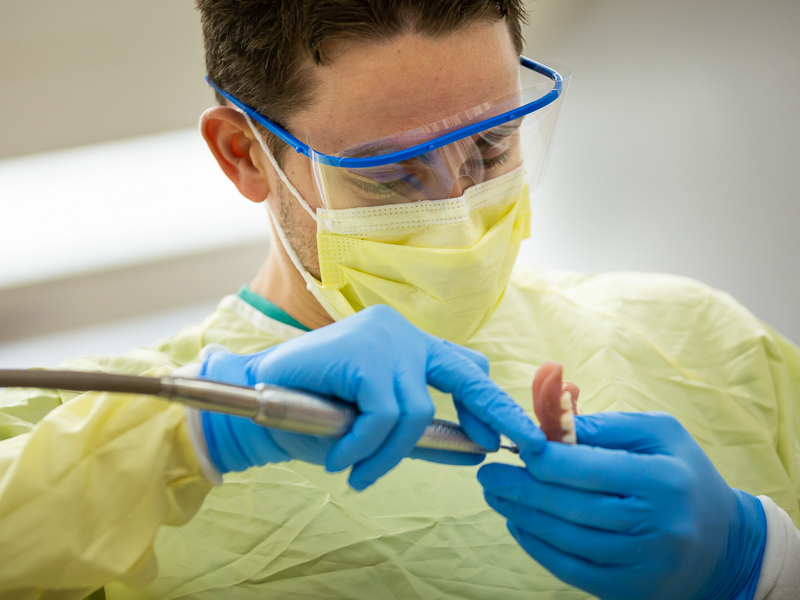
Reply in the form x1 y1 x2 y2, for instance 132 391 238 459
0 265 798 599
0 366 213 599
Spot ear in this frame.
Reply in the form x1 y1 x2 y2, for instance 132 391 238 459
200 106 270 203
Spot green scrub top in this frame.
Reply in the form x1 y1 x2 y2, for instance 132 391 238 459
236 285 310 332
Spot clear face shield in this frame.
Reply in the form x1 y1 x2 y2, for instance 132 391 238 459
206 57 570 211
309 62 570 209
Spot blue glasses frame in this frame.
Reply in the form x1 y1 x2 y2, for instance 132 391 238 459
206 56 563 169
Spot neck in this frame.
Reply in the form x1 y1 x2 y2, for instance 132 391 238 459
249 230 334 331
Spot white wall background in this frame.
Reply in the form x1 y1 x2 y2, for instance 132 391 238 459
520 0 800 343
0 0 210 159
0 0 798 358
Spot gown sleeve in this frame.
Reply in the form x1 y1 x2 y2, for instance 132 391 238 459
755 496 800 600
0 364 213 599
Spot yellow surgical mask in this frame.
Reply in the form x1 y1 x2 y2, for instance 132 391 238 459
245 114 531 344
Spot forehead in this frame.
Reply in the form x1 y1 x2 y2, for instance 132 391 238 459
293 20 520 155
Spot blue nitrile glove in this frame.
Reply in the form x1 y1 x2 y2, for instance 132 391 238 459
200 304 544 490
477 412 767 600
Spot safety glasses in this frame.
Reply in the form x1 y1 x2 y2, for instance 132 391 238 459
207 57 569 209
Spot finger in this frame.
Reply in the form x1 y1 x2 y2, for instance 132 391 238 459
520 441 661 495
435 339 500 450
574 411 683 453
324 368 400 474
477 463 647 532
447 341 491 375
485 493 647 566
270 430 336 466
455 403 500 451
425 338 545 454
506 522 618 598
242 339 400 473
202 413 291 471
346 368 434 490
409 447 485 466
199 350 257 387
200 345 398 474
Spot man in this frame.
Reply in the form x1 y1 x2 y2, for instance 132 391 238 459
0 1 798 599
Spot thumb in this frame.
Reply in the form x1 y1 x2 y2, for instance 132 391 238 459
200 350 261 387
574 411 682 454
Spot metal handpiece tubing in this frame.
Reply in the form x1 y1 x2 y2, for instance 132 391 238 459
416 419 489 454
255 385 355 437
254 385 490 454
165 378 262 417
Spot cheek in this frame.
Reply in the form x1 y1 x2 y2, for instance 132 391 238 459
271 188 321 279
284 154 325 212
270 155 323 278
287 219 320 280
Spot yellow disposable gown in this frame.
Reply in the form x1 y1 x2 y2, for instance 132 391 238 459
1 264 799 599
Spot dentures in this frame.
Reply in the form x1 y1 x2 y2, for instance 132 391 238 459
532 362 580 444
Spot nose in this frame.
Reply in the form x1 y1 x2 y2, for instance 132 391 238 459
448 176 476 198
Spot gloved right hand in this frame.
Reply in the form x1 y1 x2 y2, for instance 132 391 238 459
199 305 543 490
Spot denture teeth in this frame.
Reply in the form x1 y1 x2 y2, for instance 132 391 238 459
562 430 577 444
560 412 574 430
560 391 572 410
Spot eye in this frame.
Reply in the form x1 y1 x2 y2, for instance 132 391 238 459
460 148 513 176
481 149 512 170
351 179 399 199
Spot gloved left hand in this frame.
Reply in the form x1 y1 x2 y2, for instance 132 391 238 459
199 305 543 490
477 412 767 600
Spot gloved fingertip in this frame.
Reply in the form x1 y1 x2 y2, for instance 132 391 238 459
348 474 372 492
513 429 547 456
456 453 486 466
476 463 504 489
571 413 594 439
519 448 544 467
482 489 502 509
327 441 366 473
262 433 293 464
506 520 523 542
464 421 501 452
199 343 232 362
199 350 253 386
324 455 347 474
529 434 548 454
199 349 228 376
408 447 485 465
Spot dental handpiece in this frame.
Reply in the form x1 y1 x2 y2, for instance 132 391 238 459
0 369 518 455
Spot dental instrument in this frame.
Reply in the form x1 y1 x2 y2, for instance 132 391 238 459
0 369 518 455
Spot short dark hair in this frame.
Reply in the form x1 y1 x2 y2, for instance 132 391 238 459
195 0 528 163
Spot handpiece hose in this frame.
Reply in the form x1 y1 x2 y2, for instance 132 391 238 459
0 369 517 455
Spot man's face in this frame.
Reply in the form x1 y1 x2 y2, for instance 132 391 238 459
255 19 520 279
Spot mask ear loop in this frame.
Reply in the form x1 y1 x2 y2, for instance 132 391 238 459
263 186 353 323
239 110 319 223
235 110 349 320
